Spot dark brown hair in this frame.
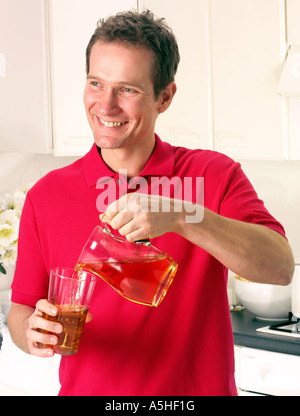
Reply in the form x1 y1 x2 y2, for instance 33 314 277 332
86 9 180 99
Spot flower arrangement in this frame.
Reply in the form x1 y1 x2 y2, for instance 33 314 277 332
0 183 34 275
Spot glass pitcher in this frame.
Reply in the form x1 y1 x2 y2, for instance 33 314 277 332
75 224 178 307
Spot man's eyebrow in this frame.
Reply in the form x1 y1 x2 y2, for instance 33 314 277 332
86 75 145 90
86 75 101 81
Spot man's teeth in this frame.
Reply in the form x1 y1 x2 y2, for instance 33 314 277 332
100 118 125 127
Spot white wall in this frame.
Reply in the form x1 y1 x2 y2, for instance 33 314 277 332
238 159 300 258
0 152 77 195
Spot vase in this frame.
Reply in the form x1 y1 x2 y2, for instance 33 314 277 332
0 264 16 291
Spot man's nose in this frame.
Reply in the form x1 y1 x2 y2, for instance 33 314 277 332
100 88 120 115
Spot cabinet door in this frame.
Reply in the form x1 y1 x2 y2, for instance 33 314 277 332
0 0 51 153
140 0 212 150
50 0 137 156
286 0 300 44
284 0 300 160
240 347 300 396
210 0 287 160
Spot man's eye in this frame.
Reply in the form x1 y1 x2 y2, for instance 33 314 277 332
91 81 100 87
120 87 136 94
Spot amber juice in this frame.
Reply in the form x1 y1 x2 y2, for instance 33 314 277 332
76 255 177 307
42 305 88 355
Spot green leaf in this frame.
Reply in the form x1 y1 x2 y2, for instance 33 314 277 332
0 264 7 275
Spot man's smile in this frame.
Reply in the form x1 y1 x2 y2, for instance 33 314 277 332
98 117 128 128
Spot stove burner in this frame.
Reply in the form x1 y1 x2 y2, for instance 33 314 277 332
269 313 300 334
256 313 300 338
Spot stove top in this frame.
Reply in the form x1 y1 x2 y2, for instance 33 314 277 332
257 313 300 339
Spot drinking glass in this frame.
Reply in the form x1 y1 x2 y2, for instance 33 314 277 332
43 266 97 355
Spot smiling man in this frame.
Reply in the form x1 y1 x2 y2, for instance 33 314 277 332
84 41 176 177
7 10 294 396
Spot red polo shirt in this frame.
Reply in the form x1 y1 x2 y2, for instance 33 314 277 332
11 136 285 396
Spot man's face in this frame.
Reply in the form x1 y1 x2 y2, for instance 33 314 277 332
84 41 162 151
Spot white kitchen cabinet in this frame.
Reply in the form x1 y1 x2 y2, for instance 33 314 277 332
278 1 300 160
0 326 61 396
286 0 300 45
140 0 293 160
209 0 288 160
1 0 299 159
49 0 137 156
288 97 300 160
0 0 52 153
237 346 300 396
0 0 137 156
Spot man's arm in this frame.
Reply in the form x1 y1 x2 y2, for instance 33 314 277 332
178 207 294 285
100 194 294 285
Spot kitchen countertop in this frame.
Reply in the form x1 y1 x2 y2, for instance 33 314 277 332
231 309 300 356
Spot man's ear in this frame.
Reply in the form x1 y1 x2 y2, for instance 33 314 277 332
157 81 177 114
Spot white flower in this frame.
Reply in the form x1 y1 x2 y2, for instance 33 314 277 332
0 207 20 249
0 194 24 218
0 182 34 275
0 209 20 225
1 241 18 265
16 182 35 195
0 244 5 260
0 197 10 212
0 223 18 247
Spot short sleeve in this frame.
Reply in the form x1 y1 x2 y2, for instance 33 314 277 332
219 162 286 236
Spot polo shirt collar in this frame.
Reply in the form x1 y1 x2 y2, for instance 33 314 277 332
83 134 175 188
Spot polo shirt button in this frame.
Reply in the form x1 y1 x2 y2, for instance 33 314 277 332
116 178 122 184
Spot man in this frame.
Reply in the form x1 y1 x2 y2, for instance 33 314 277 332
8 10 294 396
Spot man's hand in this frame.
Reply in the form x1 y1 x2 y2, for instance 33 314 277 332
99 193 186 242
26 299 61 357
8 300 93 357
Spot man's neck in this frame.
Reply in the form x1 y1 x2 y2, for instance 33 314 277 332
100 140 156 179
